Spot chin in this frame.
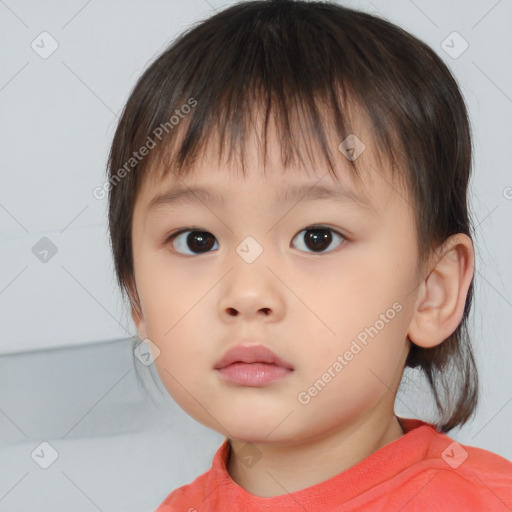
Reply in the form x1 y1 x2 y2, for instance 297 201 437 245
200 414 288 443
224 417 310 445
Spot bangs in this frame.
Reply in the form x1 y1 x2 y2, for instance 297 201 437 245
130 1 409 190
147 87 373 186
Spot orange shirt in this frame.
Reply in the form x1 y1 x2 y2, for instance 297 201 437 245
155 418 512 511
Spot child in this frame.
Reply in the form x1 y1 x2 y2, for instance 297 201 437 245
106 0 512 509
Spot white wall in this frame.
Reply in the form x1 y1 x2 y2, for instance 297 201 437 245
1 0 217 353
1 0 511 456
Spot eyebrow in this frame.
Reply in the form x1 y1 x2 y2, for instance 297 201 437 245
146 181 374 213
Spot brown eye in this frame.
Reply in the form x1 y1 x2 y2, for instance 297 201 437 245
167 225 345 256
291 226 345 253
170 230 218 255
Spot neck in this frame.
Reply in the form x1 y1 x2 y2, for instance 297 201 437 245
226 410 405 497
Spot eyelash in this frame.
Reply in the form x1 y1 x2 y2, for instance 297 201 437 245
164 225 347 256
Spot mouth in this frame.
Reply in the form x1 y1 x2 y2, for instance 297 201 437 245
214 343 294 387
216 362 293 386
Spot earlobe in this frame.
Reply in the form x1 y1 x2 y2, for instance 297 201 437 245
407 234 474 349
131 304 148 341
127 280 148 340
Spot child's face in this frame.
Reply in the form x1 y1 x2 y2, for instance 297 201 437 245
130 118 423 444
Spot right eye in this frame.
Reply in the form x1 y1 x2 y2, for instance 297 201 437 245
167 229 219 255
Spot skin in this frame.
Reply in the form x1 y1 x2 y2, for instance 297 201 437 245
130 114 475 497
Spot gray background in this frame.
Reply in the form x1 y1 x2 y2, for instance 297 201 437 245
0 0 511 511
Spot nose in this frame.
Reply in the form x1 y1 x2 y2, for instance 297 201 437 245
225 304 272 318
218 266 285 323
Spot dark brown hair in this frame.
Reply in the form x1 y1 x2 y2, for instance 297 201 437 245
106 0 478 433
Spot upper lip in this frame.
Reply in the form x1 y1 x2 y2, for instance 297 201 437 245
214 344 294 370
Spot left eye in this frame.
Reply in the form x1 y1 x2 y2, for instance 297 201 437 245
291 226 345 253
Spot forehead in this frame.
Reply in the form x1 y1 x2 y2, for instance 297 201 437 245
136 106 405 217
145 177 377 221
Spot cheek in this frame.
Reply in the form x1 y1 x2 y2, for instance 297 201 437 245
295 314 409 433
135 253 215 360
298 253 411 386
306 258 402 339
135 247 204 335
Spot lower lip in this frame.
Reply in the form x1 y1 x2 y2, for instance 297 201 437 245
216 362 293 386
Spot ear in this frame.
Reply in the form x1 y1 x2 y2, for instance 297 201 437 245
407 234 474 349
131 303 148 341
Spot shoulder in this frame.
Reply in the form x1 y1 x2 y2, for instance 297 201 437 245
446 443 512 495
402 440 512 511
377 420 512 511
153 439 230 512
153 471 210 512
